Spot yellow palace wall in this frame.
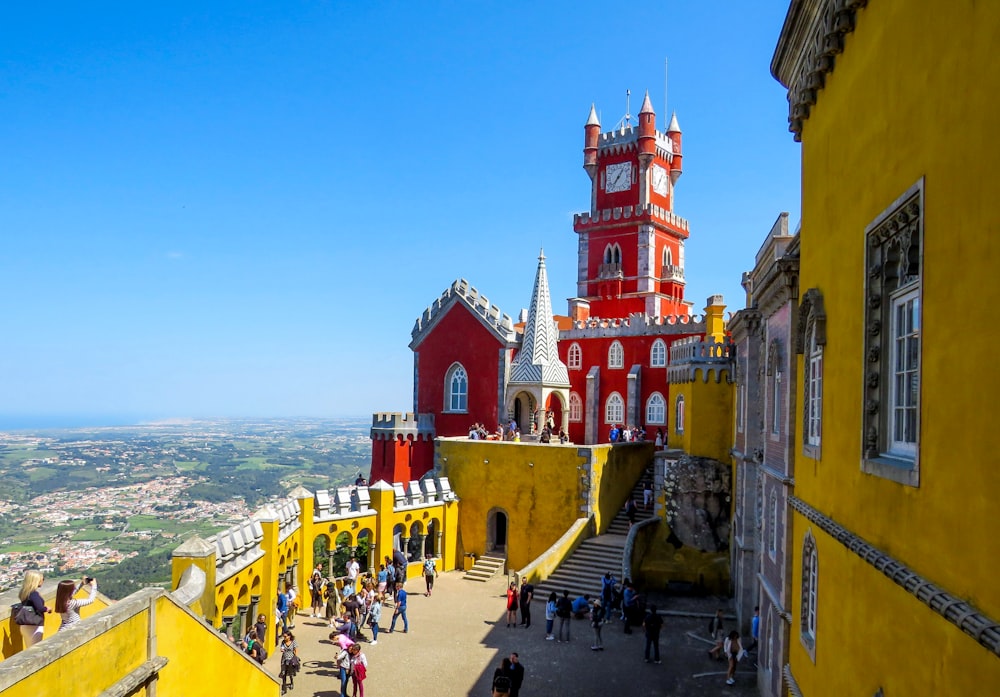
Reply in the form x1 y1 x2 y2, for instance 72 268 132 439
789 0 1000 690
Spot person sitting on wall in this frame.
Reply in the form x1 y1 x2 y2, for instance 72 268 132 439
572 594 592 619
469 424 480 440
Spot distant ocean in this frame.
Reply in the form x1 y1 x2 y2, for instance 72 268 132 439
0 414 152 431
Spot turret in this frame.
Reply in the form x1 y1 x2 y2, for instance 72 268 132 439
667 111 683 184
583 104 601 179
637 91 656 169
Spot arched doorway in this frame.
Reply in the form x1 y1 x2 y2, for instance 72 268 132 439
511 391 537 435
487 508 508 555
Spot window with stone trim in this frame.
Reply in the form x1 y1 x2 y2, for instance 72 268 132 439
801 532 818 654
767 340 782 436
674 394 685 434
608 341 624 369
605 392 624 424
567 342 582 370
569 392 583 422
862 180 923 486
768 492 778 559
650 339 667 368
445 364 468 412
796 288 827 459
646 392 666 425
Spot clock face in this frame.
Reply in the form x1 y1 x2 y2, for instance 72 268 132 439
605 162 632 193
651 164 669 196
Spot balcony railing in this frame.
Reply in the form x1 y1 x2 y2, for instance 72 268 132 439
598 262 623 279
661 264 685 282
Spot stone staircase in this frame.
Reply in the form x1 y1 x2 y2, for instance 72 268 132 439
533 472 655 601
463 552 506 582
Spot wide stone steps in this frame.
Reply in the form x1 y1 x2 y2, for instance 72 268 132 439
462 553 506 582
533 469 655 601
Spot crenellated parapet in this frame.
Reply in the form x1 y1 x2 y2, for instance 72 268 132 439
370 411 435 441
410 278 516 348
668 336 734 384
596 125 676 161
574 203 689 234
561 311 706 339
206 517 266 584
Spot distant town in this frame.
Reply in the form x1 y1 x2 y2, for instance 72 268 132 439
0 418 371 594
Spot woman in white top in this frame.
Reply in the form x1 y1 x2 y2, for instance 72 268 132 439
55 577 97 630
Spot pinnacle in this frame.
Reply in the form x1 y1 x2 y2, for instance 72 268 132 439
586 103 600 127
667 111 681 133
639 90 655 115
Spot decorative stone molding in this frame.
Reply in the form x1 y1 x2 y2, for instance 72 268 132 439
790 495 1000 656
771 0 868 140
795 288 827 354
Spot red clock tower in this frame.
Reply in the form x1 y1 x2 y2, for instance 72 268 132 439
571 92 690 320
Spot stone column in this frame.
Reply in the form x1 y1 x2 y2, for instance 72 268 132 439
436 530 443 557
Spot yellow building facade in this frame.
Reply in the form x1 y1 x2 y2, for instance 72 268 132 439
772 0 1000 693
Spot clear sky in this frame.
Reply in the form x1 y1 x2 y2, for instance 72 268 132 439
0 1 801 428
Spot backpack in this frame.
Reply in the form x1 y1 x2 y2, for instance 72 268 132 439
246 639 266 664
493 675 512 694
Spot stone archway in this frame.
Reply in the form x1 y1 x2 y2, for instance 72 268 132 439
487 507 509 555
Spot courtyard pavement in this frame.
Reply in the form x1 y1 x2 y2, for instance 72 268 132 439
264 571 760 697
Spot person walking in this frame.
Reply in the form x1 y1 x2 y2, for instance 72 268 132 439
749 606 760 652
508 652 525 697
388 582 408 633
622 580 639 633
708 609 726 659
278 630 299 694
518 578 534 628
348 643 368 697
724 630 745 685
55 577 97 631
310 565 325 617
346 556 360 595
544 591 557 640
367 593 382 645
336 643 353 697
423 554 437 596
590 598 605 650
277 587 290 633
16 570 49 647
505 582 519 628
600 571 616 619
642 605 664 664
556 590 572 642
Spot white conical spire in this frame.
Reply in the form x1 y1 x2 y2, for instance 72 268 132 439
508 250 570 386
667 111 681 133
639 90 655 114
586 103 600 127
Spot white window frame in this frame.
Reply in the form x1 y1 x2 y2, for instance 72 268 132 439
650 339 666 368
645 392 666 425
674 394 685 434
569 392 583 422
567 342 582 370
888 287 919 459
608 341 624 369
605 392 624 424
800 532 818 659
806 323 823 447
768 492 778 559
444 364 468 413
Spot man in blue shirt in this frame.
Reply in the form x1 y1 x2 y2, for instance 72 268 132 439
276 588 289 632
389 582 408 633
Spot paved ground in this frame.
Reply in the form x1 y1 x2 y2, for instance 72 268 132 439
265 572 759 697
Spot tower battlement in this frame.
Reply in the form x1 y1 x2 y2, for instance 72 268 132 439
560 311 707 339
574 204 689 233
596 126 675 158
370 412 435 441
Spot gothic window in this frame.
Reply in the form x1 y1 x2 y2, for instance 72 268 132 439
662 246 673 268
650 339 666 367
569 392 583 422
801 532 818 656
612 244 621 264
444 364 468 413
567 342 582 370
736 362 746 434
767 340 782 436
674 394 685 434
604 245 612 264
768 492 778 559
797 288 827 459
608 341 624 369
646 392 666 425
605 392 624 424
862 180 922 486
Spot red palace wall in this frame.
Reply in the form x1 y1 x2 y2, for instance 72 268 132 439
562 332 700 443
414 303 508 437
370 435 434 484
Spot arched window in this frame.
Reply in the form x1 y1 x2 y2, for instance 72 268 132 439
604 245 613 264
801 533 818 651
675 394 685 434
445 364 468 412
569 392 583 422
662 246 673 268
646 393 666 425
605 393 624 424
612 244 622 264
650 339 666 367
608 341 624 369
567 342 582 370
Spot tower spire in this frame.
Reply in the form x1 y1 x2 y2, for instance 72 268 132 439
508 250 570 387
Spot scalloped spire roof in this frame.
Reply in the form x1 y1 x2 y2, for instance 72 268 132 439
586 103 600 126
639 90 654 114
508 249 570 386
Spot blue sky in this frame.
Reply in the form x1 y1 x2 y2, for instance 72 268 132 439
0 1 800 427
